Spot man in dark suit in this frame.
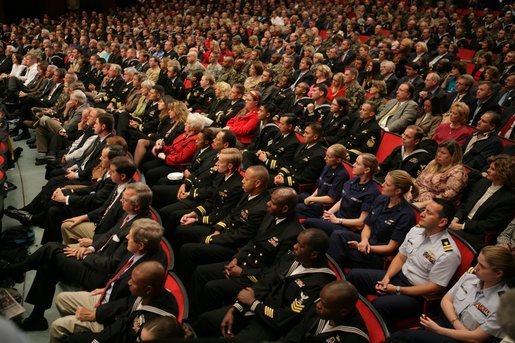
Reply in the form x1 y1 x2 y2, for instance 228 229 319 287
444 75 476 112
497 73 515 109
449 154 515 251
462 112 503 170
380 60 399 97
273 122 325 188
192 187 303 315
469 81 502 126
395 62 425 101
428 42 455 68
175 165 271 284
417 72 447 107
53 154 136 244
50 222 167 341
333 39 356 73
290 57 315 89
0 44 14 74
0 183 153 331
158 148 244 241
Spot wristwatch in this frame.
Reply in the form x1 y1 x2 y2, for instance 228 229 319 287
395 286 401 295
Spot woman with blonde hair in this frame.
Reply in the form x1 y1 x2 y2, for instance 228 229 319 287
328 169 418 269
309 64 332 96
393 245 514 343
327 72 346 102
303 153 381 234
207 81 232 123
412 139 467 209
297 144 350 218
433 102 472 145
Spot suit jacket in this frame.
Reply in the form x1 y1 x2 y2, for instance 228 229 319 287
0 55 13 74
210 98 245 127
86 181 126 234
204 191 270 247
444 91 476 112
85 211 152 275
77 133 112 180
376 99 419 133
40 81 64 106
462 132 503 170
415 112 442 139
468 97 501 126
497 89 515 108
454 179 515 249
291 70 315 87
235 214 303 282
396 75 425 100
333 50 357 73
95 247 168 324
193 172 244 225
383 74 399 98
66 175 116 210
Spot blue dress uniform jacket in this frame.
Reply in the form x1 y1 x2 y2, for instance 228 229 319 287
338 177 379 220
278 142 326 187
193 172 244 225
183 147 218 202
234 214 303 283
338 118 381 156
262 132 300 172
203 192 270 247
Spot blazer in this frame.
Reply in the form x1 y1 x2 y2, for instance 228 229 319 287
280 142 326 186
454 179 515 249
468 97 501 126
85 211 152 275
376 99 419 133
95 247 167 324
263 132 301 172
66 175 116 210
462 132 503 170
333 50 357 73
396 75 425 100
162 132 198 166
444 91 476 112
291 70 315 87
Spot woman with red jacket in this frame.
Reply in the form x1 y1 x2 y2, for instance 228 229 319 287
225 90 260 145
141 110 204 186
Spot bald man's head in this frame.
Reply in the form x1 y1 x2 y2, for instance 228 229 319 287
129 261 166 298
316 281 359 322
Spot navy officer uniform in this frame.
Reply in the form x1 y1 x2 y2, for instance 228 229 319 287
194 253 336 341
348 226 461 321
277 141 325 188
338 116 381 162
302 177 379 235
296 163 349 219
256 132 300 174
328 195 416 269
242 122 280 169
158 171 243 241
191 213 303 315
174 191 270 283
391 269 509 342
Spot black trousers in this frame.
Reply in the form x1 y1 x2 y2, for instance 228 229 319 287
11 242 107 309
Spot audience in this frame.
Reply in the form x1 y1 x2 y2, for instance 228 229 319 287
1 1 515 341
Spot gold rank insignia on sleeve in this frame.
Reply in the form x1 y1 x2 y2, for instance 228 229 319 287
366 136 376 148
441 238 453 252
264 306 275 318
291 292 309 313
197 206 207 215
248 275 258 283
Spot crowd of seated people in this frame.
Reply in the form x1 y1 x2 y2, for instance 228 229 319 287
0 0 515 341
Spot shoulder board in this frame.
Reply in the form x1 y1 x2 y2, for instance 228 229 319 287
441 238 453 252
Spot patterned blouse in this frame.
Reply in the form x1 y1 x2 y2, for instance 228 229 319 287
414 161 468 202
